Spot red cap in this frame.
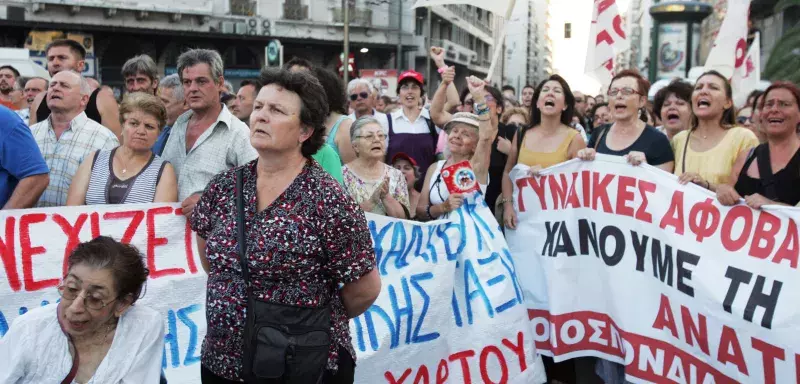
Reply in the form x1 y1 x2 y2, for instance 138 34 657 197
391 152 418 167
398 70 424 86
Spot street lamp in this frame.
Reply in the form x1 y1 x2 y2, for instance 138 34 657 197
360 47 369 53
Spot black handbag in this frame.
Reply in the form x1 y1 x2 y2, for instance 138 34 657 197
235 168 333 384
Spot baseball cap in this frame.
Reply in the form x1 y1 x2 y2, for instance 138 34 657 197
398 70 424 86
443 112 480 133
391 152 418 167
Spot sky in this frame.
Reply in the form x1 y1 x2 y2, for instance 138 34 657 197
548 0 631 95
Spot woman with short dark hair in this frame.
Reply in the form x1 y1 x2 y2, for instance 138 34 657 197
66 92 178 205
192 68 380 383
654 79 693 141
0 236 163 383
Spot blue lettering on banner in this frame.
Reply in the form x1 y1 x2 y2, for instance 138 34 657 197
463 259 494 324
370 219 464 276
162 304 202 369
354 272 440 352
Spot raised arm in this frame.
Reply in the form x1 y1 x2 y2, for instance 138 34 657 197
430 66 455 127
430 47 460 113
96 88 122 140
468 77 497 185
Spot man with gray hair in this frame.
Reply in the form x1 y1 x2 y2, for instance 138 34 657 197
346 78 389 132
152 73 188 155
30 70 119 207
121 54 159 95
160 48 256 217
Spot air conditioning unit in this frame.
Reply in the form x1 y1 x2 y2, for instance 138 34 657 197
246 18 258 35
235 22 249 34
221 21 236 34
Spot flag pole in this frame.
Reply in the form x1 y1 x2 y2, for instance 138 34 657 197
485 0 516 83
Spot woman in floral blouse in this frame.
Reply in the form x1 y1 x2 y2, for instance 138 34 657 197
342 116 410 219
191 68 381 384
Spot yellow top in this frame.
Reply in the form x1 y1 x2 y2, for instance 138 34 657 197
671 126 759 186
518 129 579 168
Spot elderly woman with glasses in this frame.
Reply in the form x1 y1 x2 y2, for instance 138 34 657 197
342 116 410 219
0 236 163 383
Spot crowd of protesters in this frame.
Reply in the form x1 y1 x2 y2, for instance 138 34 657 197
0 38 798 384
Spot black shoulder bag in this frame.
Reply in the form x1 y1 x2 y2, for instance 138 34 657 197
236 168 332 384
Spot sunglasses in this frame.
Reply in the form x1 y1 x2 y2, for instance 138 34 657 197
350 92 370 101
736 116 751 124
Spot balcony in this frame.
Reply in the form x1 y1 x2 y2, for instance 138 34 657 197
230 0 255 16
432 38 477 66
283 2 308 20
443 4 492 35
332 7 373 27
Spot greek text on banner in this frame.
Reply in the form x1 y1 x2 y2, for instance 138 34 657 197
0 200 546 383
506 154 800 383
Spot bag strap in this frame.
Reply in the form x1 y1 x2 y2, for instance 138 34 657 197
424 116 438 143
593 125 609 150
755 145 779 200
386 113 394 134
235 167 251 285
57 307 79 384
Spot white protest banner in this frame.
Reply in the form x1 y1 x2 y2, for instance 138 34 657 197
0 203 206 381
506 155 800 383
585 0 630 88
0 200 545 383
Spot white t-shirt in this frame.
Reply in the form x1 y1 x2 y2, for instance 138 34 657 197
388 108 440 134
0 304 164 384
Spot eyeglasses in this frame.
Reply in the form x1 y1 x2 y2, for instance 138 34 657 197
400 83 421 91
736 116 751 124
355 133 387 141
58 283 118 310
763 100 795 110
607 87 640 97
350 92 370 101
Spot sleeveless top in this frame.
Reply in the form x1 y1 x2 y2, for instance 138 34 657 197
517 129 579 168
325 115 349 158
37 88 102 124
86 148 166 205
734 144 800 206
428 160 489 207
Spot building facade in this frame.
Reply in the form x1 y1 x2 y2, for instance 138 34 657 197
412 4 504 94
0 0 418 93
504 0 554 93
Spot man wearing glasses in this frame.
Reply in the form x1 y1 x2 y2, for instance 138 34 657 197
346 78 389 132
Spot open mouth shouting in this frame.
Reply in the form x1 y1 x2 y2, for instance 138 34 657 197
695 98 711 110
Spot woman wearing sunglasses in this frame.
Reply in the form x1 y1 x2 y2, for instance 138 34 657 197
671 71 758 191
0 236 163 383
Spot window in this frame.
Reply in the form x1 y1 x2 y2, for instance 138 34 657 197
564 23 571 39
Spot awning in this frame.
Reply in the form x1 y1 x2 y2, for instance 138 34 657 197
0 48 50 80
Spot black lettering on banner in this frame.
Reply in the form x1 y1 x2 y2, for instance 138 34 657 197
554 222 576 257
631 231 648 272
723 266 782 329
676 250 699 297
578 219 599 257
542 221 561 257
745 275 783 329
652 239 674 287
723 266 753 314
599 225 624 266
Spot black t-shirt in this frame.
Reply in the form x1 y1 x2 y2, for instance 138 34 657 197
588 124 674 166
485 122 518 214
